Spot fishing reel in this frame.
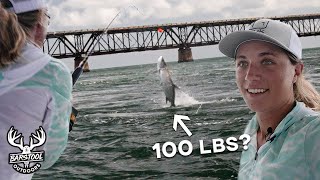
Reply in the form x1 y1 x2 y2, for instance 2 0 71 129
69 106 78 132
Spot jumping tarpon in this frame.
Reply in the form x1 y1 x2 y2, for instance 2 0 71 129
157 56 179 107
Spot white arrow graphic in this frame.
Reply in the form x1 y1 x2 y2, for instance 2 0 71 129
173 114 192 137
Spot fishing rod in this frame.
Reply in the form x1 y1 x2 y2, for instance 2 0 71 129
69 6 143 131
69 11 121 131
71 11 122 85
72 5 141 85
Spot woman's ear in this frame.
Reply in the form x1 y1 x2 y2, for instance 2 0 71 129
293 63 304 83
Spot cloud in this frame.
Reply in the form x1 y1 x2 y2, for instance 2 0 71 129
47 0 320 32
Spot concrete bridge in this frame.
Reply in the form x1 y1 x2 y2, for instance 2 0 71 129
44 13 320 71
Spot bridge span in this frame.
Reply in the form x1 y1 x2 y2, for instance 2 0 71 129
44 13 320 71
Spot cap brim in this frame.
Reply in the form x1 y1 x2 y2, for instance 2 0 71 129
7 0 47 14
218 31 291 58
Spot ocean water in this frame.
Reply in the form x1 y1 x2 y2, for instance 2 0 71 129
34 48 320 179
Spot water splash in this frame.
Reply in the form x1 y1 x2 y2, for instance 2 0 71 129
175 89 200 106
216 97 237 103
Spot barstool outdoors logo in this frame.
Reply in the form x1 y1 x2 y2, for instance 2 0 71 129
7 126 46 174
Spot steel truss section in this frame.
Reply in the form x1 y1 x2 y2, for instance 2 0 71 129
44 13 320 59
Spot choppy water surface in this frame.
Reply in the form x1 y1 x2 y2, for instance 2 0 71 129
34 48 320 179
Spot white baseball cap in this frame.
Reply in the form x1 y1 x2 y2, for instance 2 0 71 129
219 19 302 59
3 0 46 14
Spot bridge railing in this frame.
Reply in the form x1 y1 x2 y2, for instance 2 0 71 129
44 13 320 59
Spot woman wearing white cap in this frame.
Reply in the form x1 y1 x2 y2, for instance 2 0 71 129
219 19 320 179
0 0 72 179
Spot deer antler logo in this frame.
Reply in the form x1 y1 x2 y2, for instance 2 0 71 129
7 126 46 174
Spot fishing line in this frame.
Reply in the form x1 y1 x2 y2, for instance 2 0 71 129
72 5 144 85
69 5 144 131
195 103 202 114
116 5 144 49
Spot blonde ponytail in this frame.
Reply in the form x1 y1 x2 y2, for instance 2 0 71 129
294 75 320 111
288 52 320 111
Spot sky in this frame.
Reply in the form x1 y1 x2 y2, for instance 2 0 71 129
46 0 320 70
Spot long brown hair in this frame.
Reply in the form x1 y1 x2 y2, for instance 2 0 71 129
0 0 42 68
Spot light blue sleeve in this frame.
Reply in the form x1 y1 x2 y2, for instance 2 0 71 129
305 116 320 179
41 59 72 169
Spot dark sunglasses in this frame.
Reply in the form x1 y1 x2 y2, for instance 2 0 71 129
44 12 51 26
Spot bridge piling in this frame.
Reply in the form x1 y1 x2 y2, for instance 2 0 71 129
44 13 320 66
178 47 193 62
74 56 90 72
